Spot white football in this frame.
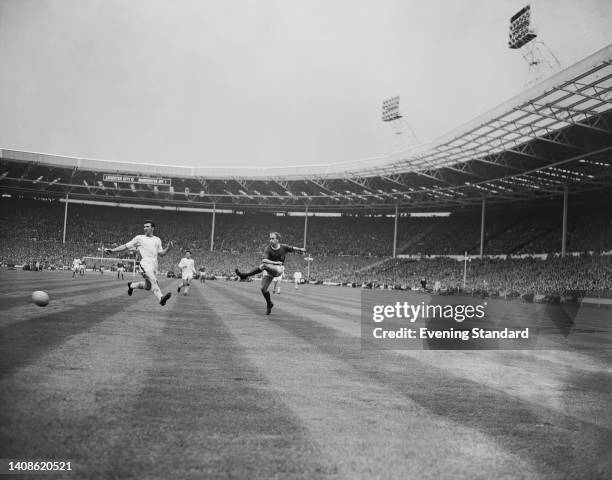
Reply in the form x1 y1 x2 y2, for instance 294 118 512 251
32 290 50 307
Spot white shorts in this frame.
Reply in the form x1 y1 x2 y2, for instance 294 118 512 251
138 259 158 282
117 267 125 272
182 272 194 281
262 265 284 278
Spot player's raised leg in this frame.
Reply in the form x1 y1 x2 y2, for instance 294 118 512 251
235 266 262 280
142 272 171 305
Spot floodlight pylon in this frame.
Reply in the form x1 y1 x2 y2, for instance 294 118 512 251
388 118 421 153
519 40 563 88
381 96 421 154
508 5 563 89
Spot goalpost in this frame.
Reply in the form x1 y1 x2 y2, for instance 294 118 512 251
82 256 137 276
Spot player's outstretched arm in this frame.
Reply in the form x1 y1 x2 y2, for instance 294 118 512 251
105 244 127 255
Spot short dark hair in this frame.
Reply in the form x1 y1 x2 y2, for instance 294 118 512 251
185 250 191 254
144 220 155 228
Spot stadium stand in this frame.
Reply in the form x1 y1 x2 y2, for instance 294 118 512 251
1 196 611 299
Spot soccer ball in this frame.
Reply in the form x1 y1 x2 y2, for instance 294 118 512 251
32 290 50 307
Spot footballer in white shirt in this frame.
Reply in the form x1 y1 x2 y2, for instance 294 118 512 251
293 271 302 290
271 271 284 294
105 220 173 306
72 258 81 278
177 250 197 296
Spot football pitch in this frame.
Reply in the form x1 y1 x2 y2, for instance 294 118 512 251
1 270 611 479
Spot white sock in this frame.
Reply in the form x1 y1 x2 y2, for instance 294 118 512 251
151 283 163 301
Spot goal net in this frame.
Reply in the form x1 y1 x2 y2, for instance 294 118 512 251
82 256 137 275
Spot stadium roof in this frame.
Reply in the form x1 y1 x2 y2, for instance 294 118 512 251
1 45 611 211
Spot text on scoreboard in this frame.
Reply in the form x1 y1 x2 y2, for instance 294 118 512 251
103 174 172 186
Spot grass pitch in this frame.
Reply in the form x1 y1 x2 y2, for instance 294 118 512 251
1 271 611 479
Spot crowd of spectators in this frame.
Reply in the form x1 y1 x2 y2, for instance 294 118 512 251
365 255 612 298
399 207 612 256
1 197 611 298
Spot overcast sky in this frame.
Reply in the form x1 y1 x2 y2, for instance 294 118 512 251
0 0 610 169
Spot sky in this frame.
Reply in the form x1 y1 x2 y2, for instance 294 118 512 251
0 0 610 169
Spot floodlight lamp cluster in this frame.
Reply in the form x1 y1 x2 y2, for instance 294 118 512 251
382 96 402 122
508 5 537 49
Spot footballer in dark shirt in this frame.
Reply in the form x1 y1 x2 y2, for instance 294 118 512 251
236 232 305 315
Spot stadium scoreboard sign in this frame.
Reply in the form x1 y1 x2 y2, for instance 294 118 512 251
103 174 172 186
